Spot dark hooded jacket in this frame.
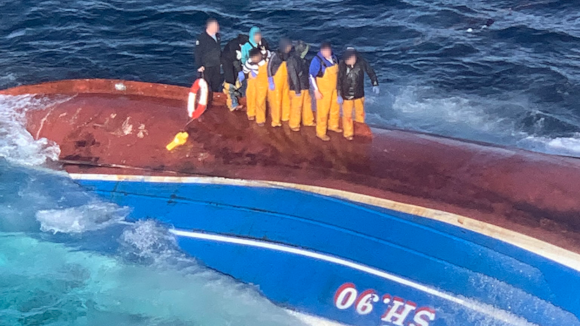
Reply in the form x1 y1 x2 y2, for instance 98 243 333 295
221 34 249 85
337 54 379 100
267 50 290 78
286 49 310 92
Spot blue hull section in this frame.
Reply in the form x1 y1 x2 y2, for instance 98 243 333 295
79 178 580 326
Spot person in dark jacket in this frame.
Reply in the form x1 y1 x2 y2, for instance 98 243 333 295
221 34 249 111
267 38 292 126
286 40 315 131
337 47 379 140
194 18 222 92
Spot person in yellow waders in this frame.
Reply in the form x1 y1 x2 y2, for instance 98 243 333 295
337 47 379 140
240 47 270 125
286 40 315 131
267 38 293 127
310 42 340 141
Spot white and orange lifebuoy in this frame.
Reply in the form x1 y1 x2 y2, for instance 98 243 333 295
187 78 209 120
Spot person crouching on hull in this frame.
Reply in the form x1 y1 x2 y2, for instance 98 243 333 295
337 47 379 140
221 34 249 111
286 40 315 131
267 38 293 127
239 48 269 125
309 42 340 141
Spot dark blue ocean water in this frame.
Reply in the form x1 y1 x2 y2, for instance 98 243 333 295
1 1 580 325
2 0 580 155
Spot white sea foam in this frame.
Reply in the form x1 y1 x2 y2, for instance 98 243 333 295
0 94 68 166
366 85 580 157
36 201 130 234
518 133 580 157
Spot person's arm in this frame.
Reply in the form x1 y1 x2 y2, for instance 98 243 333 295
240 43 250 66
243 60 251 74
337 62 344 97
267 53 277 78
362 57 379 86
309 57 321 91
243 60 259 77
194 36 204 69
287 57 301 94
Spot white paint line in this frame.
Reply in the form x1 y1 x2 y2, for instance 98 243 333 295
170 229 463 304
170 229 536 325
285 309 352 326
68 173 580 273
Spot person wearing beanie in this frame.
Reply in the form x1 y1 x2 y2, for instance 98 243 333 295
337 47 379 140
286 40 315 131
309 42 340 141
267 38 293 127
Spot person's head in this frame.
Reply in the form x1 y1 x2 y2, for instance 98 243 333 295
320 42 332 58
249 27 262 44
343 47 357 66
206 18 219 35
294 40 310 59
279 38 292 54
249 48 262 62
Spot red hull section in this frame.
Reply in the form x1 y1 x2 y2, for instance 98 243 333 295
3 79 580 254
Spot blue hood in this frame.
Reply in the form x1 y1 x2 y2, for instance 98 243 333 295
249 26 261 47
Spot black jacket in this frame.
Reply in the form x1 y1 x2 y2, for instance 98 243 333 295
337 55 379 100
267 50 289 78
194 31 222 68
221 34 249 84
286 50 310 93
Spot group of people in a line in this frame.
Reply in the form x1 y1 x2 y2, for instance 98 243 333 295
195 18 379 141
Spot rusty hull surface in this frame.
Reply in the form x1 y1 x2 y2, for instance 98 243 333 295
2 79 580 253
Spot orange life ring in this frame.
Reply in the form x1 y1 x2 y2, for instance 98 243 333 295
187 78 209 119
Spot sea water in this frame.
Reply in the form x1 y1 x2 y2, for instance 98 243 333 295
1 0 580 157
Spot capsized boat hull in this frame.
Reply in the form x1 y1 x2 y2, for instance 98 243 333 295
3 79 580 325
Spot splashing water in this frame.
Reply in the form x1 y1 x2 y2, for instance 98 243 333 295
0 95 64 166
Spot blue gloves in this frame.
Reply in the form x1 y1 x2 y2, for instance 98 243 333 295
238 71 245 82
268 77 275 90
295 91 301 97
251 70 257 78
337 95 344 104
373 86 380 95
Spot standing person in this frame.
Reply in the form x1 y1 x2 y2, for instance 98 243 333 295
221 34 249 111
267 38 292 127
194 18 222 92
241 27 270 66
337 47 379 140
286 40 315 131
309 42 340 141
239 48 269 125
